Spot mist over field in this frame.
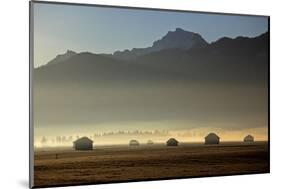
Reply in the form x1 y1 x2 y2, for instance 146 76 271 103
34 82 268 147
33 29 268 147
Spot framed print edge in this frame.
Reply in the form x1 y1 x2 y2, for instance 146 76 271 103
29 1 34 188
29 0 270 188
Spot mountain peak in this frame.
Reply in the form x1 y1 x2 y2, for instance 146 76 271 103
175 28 185 32
113 28 208 60
46 50 77 66
152 28 208 51
66 49 76 55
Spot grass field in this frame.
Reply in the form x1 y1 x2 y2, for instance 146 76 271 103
33 142 269 187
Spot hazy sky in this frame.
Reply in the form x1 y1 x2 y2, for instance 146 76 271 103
33 2 268 67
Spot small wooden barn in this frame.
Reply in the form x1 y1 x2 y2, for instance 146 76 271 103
166 138 179 146
73 136 93 150
205 133 220 144
244 135 254 142
147 140 154 145
129 139 140 146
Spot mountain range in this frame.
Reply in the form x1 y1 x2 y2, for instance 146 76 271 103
33 28 269 128
111 28 208 61
34 28 268 86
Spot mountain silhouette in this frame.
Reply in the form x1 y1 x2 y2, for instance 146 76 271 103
134 31 268 83
112 28 208 61
34 30 268 86
34 51 183 86
45 49 77 66
33 29 268 128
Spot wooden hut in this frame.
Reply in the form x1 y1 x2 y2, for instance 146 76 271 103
73 136 93 150
205 133 220 144
166 138 179 146
129 139 140 146
244 135 254 142
147 140 154 145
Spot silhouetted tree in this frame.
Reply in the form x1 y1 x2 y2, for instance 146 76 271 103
56 136 61 143
41 136 47 144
